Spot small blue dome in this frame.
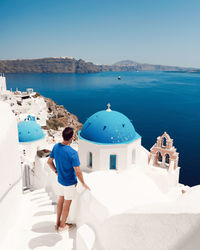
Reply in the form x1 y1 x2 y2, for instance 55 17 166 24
79 110 140 144
18 119 45 143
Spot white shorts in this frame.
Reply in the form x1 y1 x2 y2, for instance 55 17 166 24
58 182 77 200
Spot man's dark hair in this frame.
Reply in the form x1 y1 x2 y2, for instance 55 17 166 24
62 127 74 141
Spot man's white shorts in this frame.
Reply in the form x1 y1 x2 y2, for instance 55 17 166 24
58 182 77 200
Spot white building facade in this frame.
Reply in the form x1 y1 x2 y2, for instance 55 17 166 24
78 105 148 172
0 101 22 248
0 73 6 92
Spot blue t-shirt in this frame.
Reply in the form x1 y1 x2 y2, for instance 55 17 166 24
50 143 80 186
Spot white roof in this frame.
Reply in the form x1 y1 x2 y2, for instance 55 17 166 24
82 167 169 216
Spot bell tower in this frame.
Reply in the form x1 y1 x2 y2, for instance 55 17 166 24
149 132 179 172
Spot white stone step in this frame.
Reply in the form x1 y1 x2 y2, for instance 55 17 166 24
4 189 75 250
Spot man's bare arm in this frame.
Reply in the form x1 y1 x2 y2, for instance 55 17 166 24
74 166 90 190
47 157 57 174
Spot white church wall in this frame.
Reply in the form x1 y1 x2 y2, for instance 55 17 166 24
92 148 101 171
137 145 150 167
0 101 22 248
79 139 92 171
79 137 148 173
79 139 108 172
79 138 143 172
126 138 141 166
99 145 127 171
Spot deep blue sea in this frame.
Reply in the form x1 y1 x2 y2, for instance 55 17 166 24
6 71 200 186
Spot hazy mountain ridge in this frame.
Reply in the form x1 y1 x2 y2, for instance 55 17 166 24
113 60 139 66
112 60 198 72
0 57 199 73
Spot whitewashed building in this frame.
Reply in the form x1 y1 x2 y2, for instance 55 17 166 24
0 73 6 92
79 104 149 172
0 101 22 247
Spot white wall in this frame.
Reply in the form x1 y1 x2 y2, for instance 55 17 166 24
69 170 200 250
0 101 22 247
147 165 180 193
76 224 96 250
20 137 46 163
0 76 6 92
97 213 200 250
34 156 49 189
79 138 143 172
34 156 59 202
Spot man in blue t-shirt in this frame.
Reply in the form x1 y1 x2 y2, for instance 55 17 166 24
47 127 90 233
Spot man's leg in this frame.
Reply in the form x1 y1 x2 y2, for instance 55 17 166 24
59 200 72 228
56 196 64 227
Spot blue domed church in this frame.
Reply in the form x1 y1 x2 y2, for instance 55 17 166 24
18 115 45 162
78 104 146 172
18 115 45 143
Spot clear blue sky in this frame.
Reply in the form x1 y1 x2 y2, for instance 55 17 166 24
0 0 200 67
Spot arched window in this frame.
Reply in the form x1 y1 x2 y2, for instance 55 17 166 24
165 153 170 165
89 152 92 167
162 137 167 147
157 152 162 163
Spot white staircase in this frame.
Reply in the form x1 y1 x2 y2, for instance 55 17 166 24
4 189 76 250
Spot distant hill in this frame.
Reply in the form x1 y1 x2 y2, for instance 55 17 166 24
111 60 198 72
113 60 138 67
0 57 199 73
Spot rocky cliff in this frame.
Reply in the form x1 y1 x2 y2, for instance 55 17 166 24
0 57 100 73
33 93 82 140
0 57 199 73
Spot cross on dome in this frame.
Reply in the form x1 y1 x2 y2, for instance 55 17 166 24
106 103 112 112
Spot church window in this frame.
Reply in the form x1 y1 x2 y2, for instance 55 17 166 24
157 152 162 163
89 152 92 167
165 153 170 165
163 137 167 147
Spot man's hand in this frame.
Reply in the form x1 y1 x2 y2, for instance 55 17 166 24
47 157 57 174
82 183 91 191
74 166 90 191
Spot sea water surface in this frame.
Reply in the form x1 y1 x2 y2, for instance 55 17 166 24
6 71 200 186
